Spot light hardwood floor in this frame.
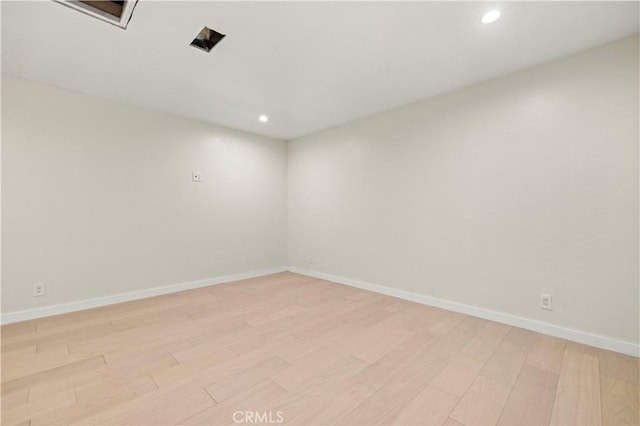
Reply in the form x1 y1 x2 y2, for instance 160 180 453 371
1 272 638 425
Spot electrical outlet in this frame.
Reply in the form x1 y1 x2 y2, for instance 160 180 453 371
540 293 552 310
33 282 46 297
308 256 314 265
192 172 203 182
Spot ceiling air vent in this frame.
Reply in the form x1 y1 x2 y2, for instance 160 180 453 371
55 0 139 29
190 26 226 53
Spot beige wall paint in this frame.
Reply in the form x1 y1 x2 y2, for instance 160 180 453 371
2 36 638 347
1 75 287 313
288 36 639 345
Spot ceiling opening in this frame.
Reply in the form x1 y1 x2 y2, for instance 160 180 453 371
79 1 125 19
55 0 138 28
190 26 226 53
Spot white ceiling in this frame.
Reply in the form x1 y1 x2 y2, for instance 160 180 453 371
2 1 639 140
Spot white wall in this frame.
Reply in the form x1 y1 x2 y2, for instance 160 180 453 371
2 36 638 351
1 75 287 313
288 36 639 346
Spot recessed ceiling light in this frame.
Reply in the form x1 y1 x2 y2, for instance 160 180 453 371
259 115 269 123
482 10 501 24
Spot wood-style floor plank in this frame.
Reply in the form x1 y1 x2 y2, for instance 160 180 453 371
2 388 77 425
205 356 291 403
354 331 437 390
392 385 459 425
599 348 639 385
430 356 484 397
1 272 637 425
338 350 450 424
526 334 566 374
181 379 286 425
600 375 639 426
550 349 602 425
449 375 511 425
284 378 374 425
497 364 559 425
258 355 369 422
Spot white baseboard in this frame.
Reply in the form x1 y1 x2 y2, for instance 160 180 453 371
288 266 640 357
1 266 288 325
4 264 637 357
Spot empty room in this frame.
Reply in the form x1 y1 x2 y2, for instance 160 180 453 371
1 1 638 425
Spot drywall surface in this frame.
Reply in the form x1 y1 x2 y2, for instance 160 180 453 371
288 36 639 345
2 75 287 313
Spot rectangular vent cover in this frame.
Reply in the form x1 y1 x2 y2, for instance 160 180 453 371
55 0 138 28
